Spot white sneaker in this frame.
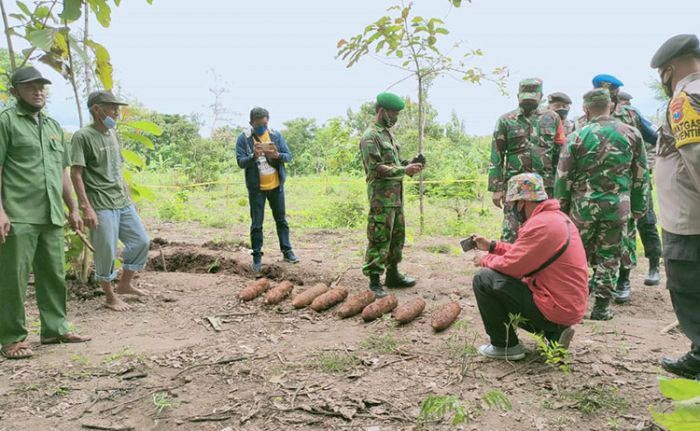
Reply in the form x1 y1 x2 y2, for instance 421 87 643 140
478 343 526 361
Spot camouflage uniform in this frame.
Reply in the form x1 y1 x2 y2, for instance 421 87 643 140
489 91 566 242
360 123 409 276
554 114 649 301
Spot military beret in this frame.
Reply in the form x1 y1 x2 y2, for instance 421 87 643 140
650 34 700 68
518 78 543 100
87 90 128 108
583 88 611 104
11 66 51 86
592 74 624 89
250 107 270 121
617 91 633 102
376 92 405 111
548 92 572 104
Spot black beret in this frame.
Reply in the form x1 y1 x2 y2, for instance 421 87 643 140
650 34 700 68
548 92 572 104
617 91 633 102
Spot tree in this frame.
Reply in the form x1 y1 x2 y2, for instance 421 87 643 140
337 0 507 232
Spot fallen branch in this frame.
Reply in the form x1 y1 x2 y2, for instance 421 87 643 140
81 424 134 431
171 354 269 380
498 356 539 379
661 320 680 334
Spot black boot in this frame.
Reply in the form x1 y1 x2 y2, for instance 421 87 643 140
590 298 613 321
385 265 416 288
613 268 631 304
661 353 700 379
369 274 386 298
644 257 661 286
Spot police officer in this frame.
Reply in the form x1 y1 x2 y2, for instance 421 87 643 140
0 67 90 359
650 34 700 379
359 92 423 297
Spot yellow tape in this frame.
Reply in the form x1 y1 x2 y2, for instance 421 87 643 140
141 178 483 189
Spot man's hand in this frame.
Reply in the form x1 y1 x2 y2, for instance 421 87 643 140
0 211 10 244
254 144 264 158
472 251 485 267
406 163 423 176
264 147 280 160
68 209 84 232
82 206 99 230
472 234 492 251
492 191 504 208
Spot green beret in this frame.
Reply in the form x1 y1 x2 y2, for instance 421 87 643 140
650 34 700 68
583 88 611 104
376 92 405 111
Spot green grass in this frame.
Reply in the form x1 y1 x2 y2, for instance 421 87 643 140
310 351 359 373
565 385 629 415
361 334 401 354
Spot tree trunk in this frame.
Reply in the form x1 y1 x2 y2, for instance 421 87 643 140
83 3 93 94
417 74 425 234
0 0 17 71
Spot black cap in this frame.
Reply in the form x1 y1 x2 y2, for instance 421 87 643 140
250 107 269 121
618 91 633 102
650 34 700 68
87 90 128 108
548 92 572 104
11 66 51 86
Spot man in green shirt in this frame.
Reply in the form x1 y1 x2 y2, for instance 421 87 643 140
0 66 90 359
71 91 150 312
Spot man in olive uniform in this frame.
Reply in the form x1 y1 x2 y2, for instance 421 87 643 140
650 34 700 379
489 78 566 243
360 92 424 297
71 91 151 312
554 89 648 320
0 67 90 359
547 92 575 136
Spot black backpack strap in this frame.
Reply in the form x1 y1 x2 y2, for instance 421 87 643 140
523 218 571 278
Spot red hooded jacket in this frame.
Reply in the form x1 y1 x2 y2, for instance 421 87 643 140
480 199 588 326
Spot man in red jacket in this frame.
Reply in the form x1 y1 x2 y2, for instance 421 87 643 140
471 173 589 360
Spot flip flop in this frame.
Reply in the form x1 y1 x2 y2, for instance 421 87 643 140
40 333 92 345
1 341 33 359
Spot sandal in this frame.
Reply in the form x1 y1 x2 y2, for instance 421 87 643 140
1 341 33 359
40 333 91 345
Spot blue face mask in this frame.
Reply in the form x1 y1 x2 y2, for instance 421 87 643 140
102 115 118 129
253 125 267 136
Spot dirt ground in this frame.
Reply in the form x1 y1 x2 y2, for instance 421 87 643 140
0 219 683 431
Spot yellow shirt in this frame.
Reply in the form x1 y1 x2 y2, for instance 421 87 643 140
255 130 280 191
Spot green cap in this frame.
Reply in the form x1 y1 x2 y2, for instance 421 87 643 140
11 66 51 86
518 78 543 101
376 92 405 111
583 88 611 104
87 90 128 108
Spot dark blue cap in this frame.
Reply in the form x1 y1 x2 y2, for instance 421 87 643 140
592 74 624 89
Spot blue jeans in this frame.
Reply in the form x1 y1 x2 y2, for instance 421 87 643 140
90 204 150 282
248 187 292 257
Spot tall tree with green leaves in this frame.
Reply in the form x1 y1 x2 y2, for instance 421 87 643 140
336 0 507 232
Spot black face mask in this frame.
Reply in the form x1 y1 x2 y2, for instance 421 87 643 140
380 112 397 128
512 203 527 224
662 76 674 98
520 101 539 115
555 109 569 120
16 97 42 114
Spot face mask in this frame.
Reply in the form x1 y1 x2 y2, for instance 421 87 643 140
16 97 42 114
512 202 527 224
520 101 539 115
555 109 569 120
102 115 118 129
661 71 674 98
380 112 397 128
253 125 267 136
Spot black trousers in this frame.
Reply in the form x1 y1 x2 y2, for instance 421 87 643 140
663 230 700 358
472 268 566 347
637 189 662 260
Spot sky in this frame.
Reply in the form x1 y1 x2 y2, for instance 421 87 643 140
3 0 699 136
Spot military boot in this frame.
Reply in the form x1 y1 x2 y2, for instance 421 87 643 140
644 257 661 286
590 298 614 321
369 274 386 298
613 267 631 304
385 265 416 288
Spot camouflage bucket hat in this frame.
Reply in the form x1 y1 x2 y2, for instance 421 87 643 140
518 78 543 101
506 173 548 202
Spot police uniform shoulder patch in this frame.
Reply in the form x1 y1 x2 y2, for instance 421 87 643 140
669 91 700 149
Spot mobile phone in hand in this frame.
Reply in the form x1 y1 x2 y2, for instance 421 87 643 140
411 153 426 165
460 235 477 252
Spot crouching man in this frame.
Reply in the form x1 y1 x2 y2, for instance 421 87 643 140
471 173 588 360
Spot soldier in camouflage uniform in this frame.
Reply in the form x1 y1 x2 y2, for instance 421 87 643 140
489 78 566 243
547 92 575 136
554 88 649 320
360 92 424 298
